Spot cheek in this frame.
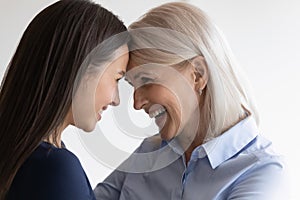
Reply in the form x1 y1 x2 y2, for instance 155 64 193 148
168 99 182 127
95 79 114 108
71 78 98 131
164 90 189 132
163 90 181 119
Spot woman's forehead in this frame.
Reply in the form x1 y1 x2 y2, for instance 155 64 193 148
125 64 185 82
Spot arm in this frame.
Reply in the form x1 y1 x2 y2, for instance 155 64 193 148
36 149 95 200
93 135 162 200
94 170 126 200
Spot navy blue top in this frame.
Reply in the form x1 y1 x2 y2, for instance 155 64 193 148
7 142 96 200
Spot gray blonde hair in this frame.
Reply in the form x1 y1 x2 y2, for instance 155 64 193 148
128 2 259 140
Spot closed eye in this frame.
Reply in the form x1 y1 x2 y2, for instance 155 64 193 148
140 77 153 84
124 76 154 87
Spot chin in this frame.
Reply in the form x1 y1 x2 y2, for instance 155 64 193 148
159 129 175 141
77 121 97 133
160 122 182 141
86 124 97 132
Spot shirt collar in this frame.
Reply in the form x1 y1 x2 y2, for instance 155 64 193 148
161 116 259 169
200 116 259 169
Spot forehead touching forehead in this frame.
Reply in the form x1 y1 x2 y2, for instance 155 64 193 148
126 49 191 86
105 45 129 72
125 62 185 86
126 62 156 81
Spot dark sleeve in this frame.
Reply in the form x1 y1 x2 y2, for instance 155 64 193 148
34 149 96 200
36 149 95 200
8 149 96 200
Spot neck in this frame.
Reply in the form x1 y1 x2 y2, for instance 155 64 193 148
44 108 73 148
178 110 207 165
182 100 207 163
183 111 249 164
183 125 206 165
44 132 62 148
43 121 69 148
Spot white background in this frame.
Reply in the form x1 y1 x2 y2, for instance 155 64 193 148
1 0 299 199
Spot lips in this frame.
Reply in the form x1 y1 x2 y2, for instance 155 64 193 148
148 104 167 129
97 109 103 121
97 108 105 121
149 107 166 118
97 110 102 121
148 104 165 117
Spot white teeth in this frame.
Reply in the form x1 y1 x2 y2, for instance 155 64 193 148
149 107 166 118
98 110 103 115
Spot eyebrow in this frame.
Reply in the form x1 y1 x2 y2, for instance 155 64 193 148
124 71 155 84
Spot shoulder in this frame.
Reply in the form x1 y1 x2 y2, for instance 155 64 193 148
10 142 95 200
36 143 90 187
244 135 284 168
24 142 85 177
228 136 287 199
41 145 83 170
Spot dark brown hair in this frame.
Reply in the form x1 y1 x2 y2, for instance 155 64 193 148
0 0 129 198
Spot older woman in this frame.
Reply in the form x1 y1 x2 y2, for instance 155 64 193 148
94 2 285 200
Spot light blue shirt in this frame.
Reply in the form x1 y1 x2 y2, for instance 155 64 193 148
94 117 285 200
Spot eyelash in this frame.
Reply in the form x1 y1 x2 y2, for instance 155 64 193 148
124 76 154 87
140 77 152 83
116 77 122 82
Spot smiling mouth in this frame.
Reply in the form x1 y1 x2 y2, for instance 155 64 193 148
96 110 104 121
149 107 167 118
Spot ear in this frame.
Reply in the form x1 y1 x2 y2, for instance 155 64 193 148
190 56 209 91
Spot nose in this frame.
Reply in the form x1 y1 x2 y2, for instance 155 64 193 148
111 87 120 106
133 88 148 110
